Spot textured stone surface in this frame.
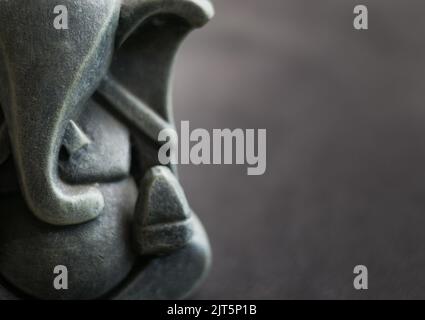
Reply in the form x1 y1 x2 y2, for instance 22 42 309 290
0 0 121 225
0 179 137 300
133 166 194 255
59 99 131 184
112 215 211 300
0 0 213 300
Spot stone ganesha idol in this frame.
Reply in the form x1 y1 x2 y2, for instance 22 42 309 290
0 0 213 299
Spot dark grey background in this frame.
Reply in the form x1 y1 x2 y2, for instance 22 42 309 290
173 0 425 299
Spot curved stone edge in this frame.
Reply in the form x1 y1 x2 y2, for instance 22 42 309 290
112 214 211 300
0 213 211 300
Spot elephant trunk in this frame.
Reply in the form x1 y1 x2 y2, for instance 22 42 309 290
0 0 121 225
9 105 105 226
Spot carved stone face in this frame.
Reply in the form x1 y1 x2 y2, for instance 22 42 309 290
0 0 213 226
0 0 213 300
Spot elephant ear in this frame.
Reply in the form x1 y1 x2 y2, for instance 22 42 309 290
97 0 213 174
112 0 213 118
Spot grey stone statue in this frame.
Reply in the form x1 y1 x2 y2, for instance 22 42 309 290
0 0 213 299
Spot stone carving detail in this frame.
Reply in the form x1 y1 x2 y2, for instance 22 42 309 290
0 0 213 299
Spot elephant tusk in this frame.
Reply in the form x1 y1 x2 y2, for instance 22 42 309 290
62 120 91 156
97 74 172 143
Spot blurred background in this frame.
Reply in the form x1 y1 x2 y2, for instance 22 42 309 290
173 0 425 299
